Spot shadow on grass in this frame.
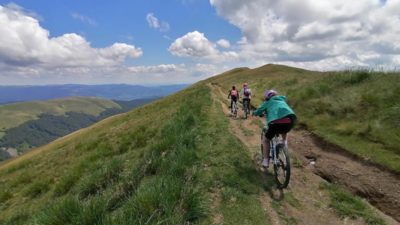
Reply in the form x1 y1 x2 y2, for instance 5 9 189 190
228 151 286 203
252 153 285 201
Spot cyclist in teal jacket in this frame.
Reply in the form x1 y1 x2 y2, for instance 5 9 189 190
253 90 296 167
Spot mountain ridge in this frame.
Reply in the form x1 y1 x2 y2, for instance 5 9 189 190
0 84 187 103
0 96 158 161
0 64 399 225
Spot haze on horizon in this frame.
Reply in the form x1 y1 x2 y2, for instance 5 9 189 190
0 0 399 85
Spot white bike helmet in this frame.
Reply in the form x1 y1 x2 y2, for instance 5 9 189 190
264 89 278 100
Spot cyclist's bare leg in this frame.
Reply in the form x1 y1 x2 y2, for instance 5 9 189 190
281 133 287 146
262 135 270 159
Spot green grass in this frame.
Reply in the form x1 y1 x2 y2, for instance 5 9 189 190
53 164 85 197
321 183 385 225
239 120 255 136
283 192 301 208
271 200 298 225
291 156 304 169
36 196 110 225
77 158 124 199
22 178 51 198
0 189 12 203
250 118 265 129
2 64 395 224
0 84 269 224
0 96 120 132
208 64 400 172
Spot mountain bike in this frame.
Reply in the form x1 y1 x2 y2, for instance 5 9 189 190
260 127 291 189
243 99 250 119
231 100 238 118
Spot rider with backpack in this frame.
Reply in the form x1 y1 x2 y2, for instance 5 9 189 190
252 90 296 168
241 83 252 114
228 85 239 113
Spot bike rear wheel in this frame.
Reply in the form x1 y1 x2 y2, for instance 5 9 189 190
273 144 291 189
244 101 249 119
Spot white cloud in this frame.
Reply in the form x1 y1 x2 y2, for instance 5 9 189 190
0 4 225 85
146 13 159 28
146 13 170 32
163 35 172 40
128 64 185 73
0 63 214 85
5 2 42 21
210 0 400 69
0 4 142 76
169 31 217 57
216 39 230 48
168 31 238 62
71 12 97 26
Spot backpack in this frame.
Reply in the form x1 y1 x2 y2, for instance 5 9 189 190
231 90 238 97
243 88 250 97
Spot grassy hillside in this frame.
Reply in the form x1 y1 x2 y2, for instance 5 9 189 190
0 97 157 160
0 64 398 224
0 97 121 133
0 84 268 225
210 64 400 172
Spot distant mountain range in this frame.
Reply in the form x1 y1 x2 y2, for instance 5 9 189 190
0 96 159 161
0 84 188 104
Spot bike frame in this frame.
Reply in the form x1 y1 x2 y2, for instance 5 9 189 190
269 135 283 165
232 100 238 116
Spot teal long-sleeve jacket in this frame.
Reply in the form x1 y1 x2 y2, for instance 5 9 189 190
253 96 296 124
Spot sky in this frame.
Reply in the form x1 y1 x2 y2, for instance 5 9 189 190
0 0 399 85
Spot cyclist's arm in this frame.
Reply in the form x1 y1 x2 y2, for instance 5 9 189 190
227 90 231 99
253 101 268 116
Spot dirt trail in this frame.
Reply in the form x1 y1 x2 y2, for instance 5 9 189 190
209 83 400 225
291 130 400 219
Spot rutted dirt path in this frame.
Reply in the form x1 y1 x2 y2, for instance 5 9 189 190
291 130 400 222
209 83 400 225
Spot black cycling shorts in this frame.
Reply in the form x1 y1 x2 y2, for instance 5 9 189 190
264 116 295 139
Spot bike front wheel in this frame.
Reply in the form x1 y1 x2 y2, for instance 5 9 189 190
273 144 291 189
233 103 238 118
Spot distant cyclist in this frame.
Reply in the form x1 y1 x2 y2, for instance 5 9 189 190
228 85 239 113
241 83 252 114
252 90 296 168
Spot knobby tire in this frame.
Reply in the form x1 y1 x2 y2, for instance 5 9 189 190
274 144 291 189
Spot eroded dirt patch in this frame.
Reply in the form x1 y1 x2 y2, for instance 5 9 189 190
291 130 400 222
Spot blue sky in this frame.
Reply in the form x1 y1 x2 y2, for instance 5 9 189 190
0 0 399 85
1 0 240 65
